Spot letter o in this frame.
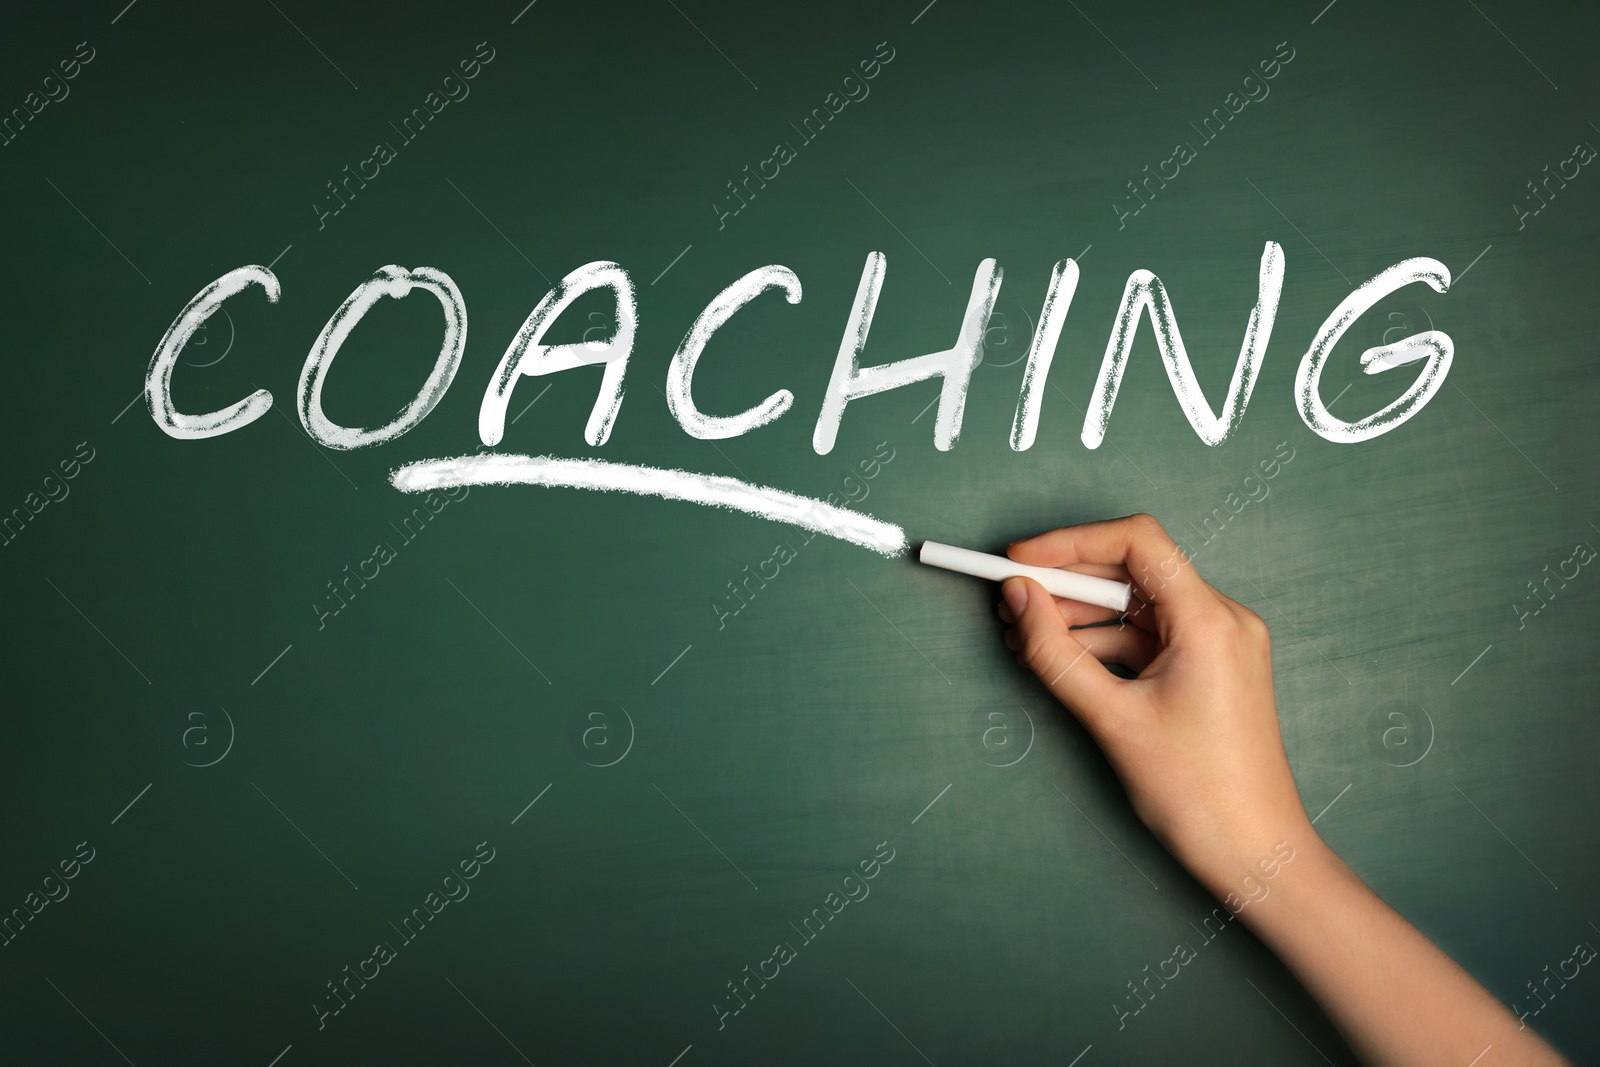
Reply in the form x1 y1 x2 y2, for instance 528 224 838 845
299 265 467 449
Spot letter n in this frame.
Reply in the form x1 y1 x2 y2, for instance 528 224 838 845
1082 242 1284 448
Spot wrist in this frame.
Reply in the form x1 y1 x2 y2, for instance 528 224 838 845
1182 816 1326 913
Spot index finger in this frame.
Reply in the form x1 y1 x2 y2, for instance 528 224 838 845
1006 513 1215 621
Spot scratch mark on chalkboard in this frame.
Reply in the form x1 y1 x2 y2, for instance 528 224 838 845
44 177 151 284
1245 977 1336 1065
44 978 135 1066
843 179 950 284
111 1 138 24
252 782 359 890
666 1044 692 1067
1066 1 1157 91
1310 782 1351 825
1463 0 1558 91
651 244 693 286
509 381 553 425
1067 1044 1092 1067
266 1045 292 1067
1053 782 1158 891
911 0 938 24
1451 782 1558 890
512 783 552 824
912 783 952 824
267 244 293 271
1456 244 1491 284
112 391 143 423
446 577 552 683
653 644 693 685
1451 385 1558 490
1452 644 1492 686
392 454 907 555
1242 576 1351 684
1311 0 1338 24
1049 382 1159 489
111 782 151 825
652 782 759 890
445 178 551 285
846 578 952 683
844 977 937 1065
446 977 536 1064
268 402 359 489
1244 178 1349 284
264 1 358 91
44 576 152 684
665 0 758 91
511 0 538 24
251 643 293 686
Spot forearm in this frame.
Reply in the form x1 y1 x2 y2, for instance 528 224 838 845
997 517 1569 1065
1222 833 1567 1067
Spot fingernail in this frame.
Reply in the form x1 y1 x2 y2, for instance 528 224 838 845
1002 577 1028 614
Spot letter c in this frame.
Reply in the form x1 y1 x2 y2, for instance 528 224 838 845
145 265 279 439
666 265 799 439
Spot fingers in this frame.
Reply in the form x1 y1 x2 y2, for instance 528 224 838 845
1008 513 1216 629
1069 622 1160 673
997 593 1152 635
1000 601 1159 670
1045 562 1158 633
995 564 1155 633
1001 576 1129 737
997 595 1110 629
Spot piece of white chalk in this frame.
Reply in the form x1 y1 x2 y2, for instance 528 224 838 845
918 540 1132 612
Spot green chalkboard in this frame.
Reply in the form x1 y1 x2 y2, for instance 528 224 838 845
2 1 1596 1063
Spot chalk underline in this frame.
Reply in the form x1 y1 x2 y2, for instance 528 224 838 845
389 453 907 556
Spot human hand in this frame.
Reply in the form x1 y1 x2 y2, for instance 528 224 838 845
996 513 1315 898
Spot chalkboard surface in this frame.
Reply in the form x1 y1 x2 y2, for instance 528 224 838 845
3 1 1597 1063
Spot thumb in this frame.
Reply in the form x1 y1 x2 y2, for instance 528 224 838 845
1003 577 1122 732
